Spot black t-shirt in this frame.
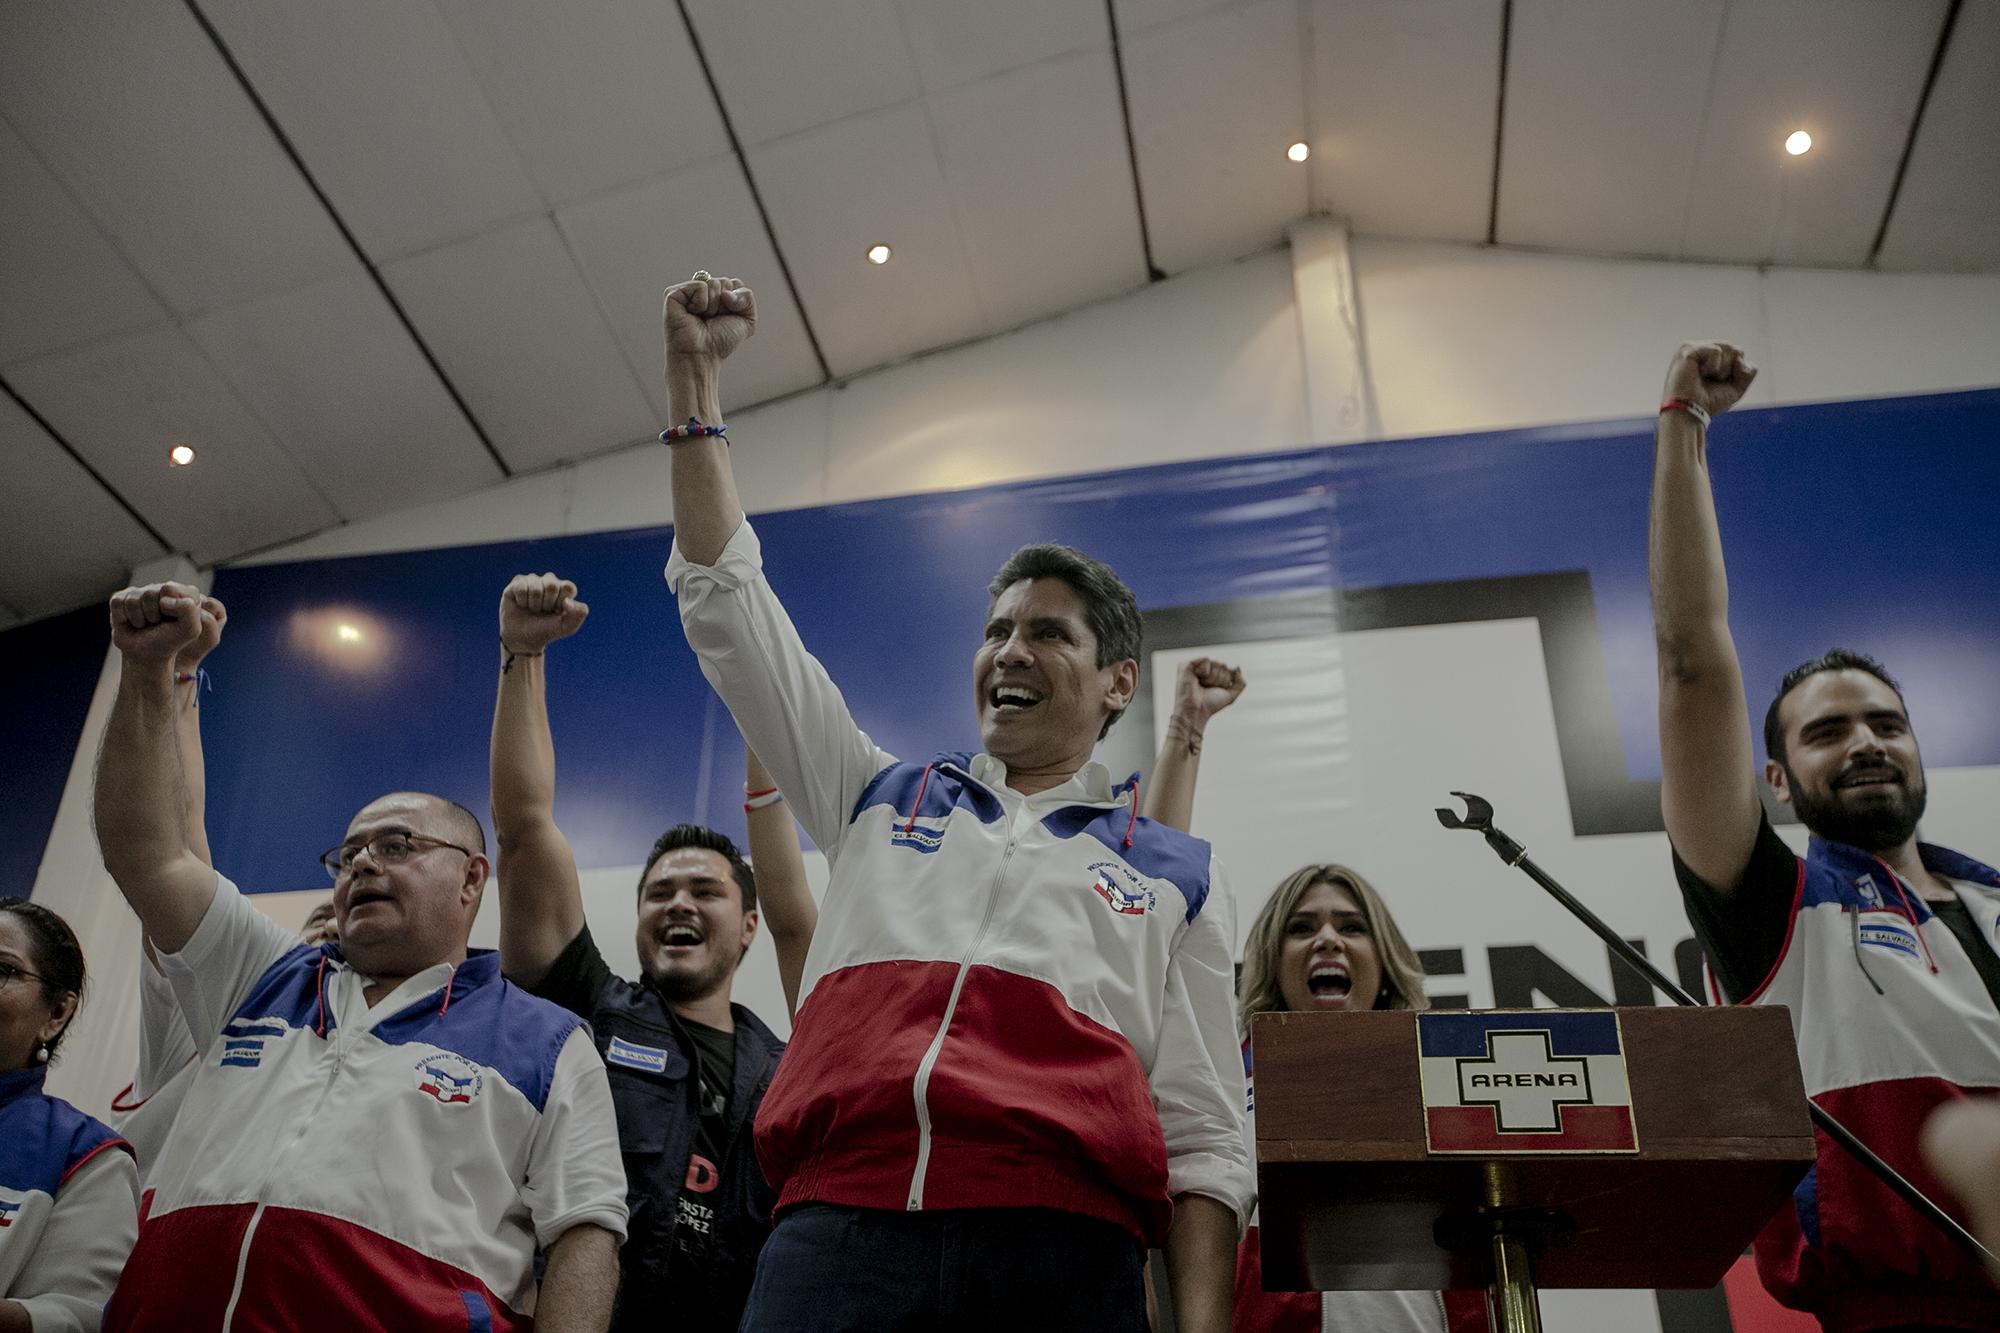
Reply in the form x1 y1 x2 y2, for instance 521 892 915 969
1672 812 2000 1013
669 1019 737 1288
527 928 746 1328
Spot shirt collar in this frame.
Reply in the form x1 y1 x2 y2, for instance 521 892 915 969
967 753 1115 802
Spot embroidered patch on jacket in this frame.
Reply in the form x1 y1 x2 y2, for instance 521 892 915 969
1088 861 1156 917
0 1195 20 1228
1853 873 1884 908
890 815 949 854
1857 919 1921 960
606 1036 670 1074
219 1016 287 1069
414 1052 484 1107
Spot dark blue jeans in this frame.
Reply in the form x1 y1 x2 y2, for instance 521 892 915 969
737 1204 1149 1332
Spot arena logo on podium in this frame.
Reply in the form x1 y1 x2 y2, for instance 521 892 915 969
1417 1010 1638 1154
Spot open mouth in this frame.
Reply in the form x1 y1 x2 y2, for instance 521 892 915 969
987 683 1045 715
1835 767 1902 790
346 887 393 911
661 923 705 949
1305 961 1351 1005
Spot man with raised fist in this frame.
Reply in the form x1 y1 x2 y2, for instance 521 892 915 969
659 274 1250 1333
92 582 627 1333
488 571 796 1333
1649 344 2000 1330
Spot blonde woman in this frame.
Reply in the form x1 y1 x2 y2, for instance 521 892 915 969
1230 867 1486 1333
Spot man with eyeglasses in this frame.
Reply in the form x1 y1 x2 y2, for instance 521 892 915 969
92 580 628 1333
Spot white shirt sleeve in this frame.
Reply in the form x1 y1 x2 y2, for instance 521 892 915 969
1149 853 1255 1229
10 1146 139 1333
155 871 304 1050
666 519 895 861
134 950 200 1095
521 1028 629 1248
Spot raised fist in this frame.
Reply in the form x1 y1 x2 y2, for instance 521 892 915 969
1170 657 1246 728
1663 342 1757 420
500 573 589 656
664 273 756 370
109 583 205 665
176 596 228 673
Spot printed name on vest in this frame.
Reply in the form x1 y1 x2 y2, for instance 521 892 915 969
606 1036 671 1074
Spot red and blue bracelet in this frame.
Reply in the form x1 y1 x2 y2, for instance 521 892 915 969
659 417 727 443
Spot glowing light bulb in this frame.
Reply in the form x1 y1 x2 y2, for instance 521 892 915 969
867 244 892 265
335 624 363 644
169 444 195 466
1785 130 1812 156
1287 141 1310 163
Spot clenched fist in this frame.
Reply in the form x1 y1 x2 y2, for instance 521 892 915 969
500 573 589 656
1169 657 1247 730
664 274 756 372
1663 342 1757 420
176 596 228 673
109 583 205 665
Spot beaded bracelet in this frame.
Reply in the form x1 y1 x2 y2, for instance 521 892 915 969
1660 397 1711 429
660 417 727 443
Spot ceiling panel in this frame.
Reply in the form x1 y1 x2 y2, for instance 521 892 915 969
186 274 504 514
928 48 1148 331
381 216 658 471
0 0 352 316
683 0 919 148
0 392 163 619
1114 0 1246 35
896 0 1107 94
195 0 544 260
1680 0 1942 266
557 156 826 419
750 102 985 377
1877 0 2000 271
0 120 169 366
436 0 730 210
7 327 341 564
1498 0 1727 257
1307 0 1501 242
1122 0 1310 274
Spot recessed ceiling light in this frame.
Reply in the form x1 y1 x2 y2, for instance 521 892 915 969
169 443 195 466
867 244 892 265
1287 141 1310 163
1785 130 1812 156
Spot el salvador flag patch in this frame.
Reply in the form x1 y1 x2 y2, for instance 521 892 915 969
606 1036 670 1074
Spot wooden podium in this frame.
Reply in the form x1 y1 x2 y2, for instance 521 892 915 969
1252 1006 1816 1332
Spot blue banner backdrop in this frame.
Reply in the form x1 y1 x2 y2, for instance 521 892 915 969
190 389 1999 893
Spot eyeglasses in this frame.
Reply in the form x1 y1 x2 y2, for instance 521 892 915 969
318 831 476 881
0 960 58 991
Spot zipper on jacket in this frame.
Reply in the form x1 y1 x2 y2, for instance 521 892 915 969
905 789 1037 1210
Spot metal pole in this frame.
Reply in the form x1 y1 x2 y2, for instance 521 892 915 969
1486 1223 1544 1333
1436 791 2000 1271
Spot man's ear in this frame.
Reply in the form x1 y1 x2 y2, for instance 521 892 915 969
1764 760 1792 807
462 854 492 909
1105 659 1139 714
739 908 760 952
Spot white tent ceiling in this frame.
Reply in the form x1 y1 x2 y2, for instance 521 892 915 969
3 0 1994 627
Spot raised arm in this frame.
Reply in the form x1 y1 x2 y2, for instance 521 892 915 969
663 274 755 565
93 583 219 953
744 744 817 1018
1650 342 1762 891
490 574 592 988
172 597 225 869
1142 658 1245 833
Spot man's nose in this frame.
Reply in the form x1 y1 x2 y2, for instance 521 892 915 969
995 628 1033 665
